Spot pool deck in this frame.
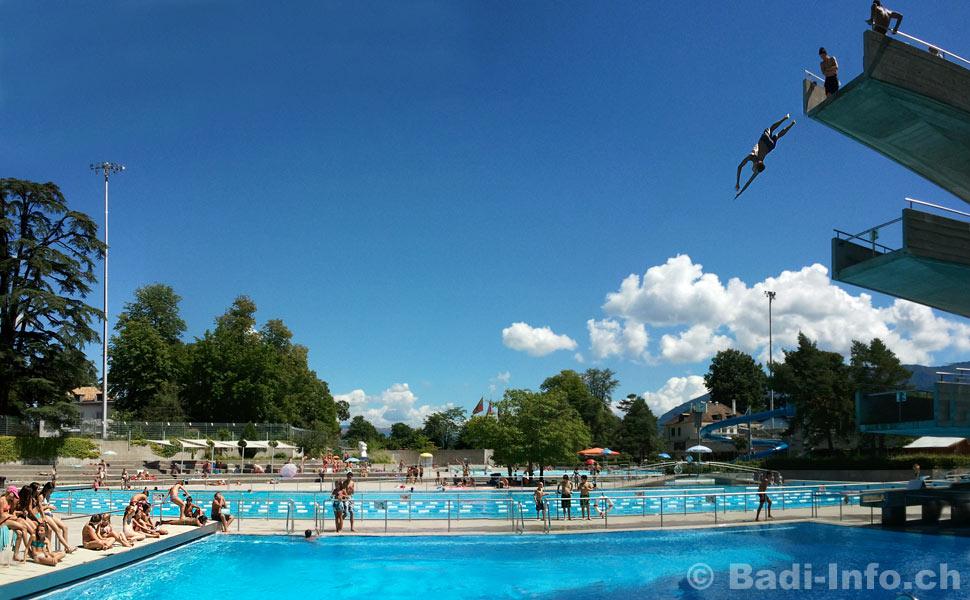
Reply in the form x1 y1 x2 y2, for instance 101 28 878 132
0 523 219 600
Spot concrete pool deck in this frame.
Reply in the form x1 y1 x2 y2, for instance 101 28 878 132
0 522 219 599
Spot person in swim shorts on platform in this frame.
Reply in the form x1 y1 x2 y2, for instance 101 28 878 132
533 482 552 521
578 475 594 520
735 114 795 198
557 475 574 520
755 473 774 521
819 47 839 97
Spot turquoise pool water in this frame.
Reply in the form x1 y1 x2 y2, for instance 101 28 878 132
34 523 970 599
48 482 893 521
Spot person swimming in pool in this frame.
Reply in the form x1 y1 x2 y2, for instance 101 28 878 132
735 114 796 198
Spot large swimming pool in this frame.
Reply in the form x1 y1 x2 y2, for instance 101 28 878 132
48 482 897 521
34 523 970 599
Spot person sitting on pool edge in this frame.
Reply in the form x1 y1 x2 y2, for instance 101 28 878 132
27 523 66 566
157 495 207 527
211 492 234 533
82 514 113 550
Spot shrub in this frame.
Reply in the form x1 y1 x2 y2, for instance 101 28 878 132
0 436 99 462
368 451 392 464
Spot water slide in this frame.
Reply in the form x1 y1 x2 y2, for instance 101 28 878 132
699 405 796 460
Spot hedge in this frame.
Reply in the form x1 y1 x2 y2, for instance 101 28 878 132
0 436 100 462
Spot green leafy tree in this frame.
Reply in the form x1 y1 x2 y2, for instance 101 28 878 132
614 395 661 462
0 179 104 418
541 370 619 447
422 407 466 450
462 413 521 470
389 422 417 448
181 296 339 432
704 349 768 414
849 338 912 393
582 368 619 405
108 284 186 418
344 415 380 444
772 333 854 451
239 421 259 458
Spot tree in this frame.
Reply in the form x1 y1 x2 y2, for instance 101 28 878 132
772 333 854 452
614 395 661 462
389 422 416 448
541 370 619 447
109 284 186 418
181 296 339 432
465 388 591 477
422 407 466 450
849 338 912 393
239 421 259 458
704 349 768 415
582 368 619 405
344 415 380 444
0 179 104 418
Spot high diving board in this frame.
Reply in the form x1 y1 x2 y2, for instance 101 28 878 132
804 31 970 205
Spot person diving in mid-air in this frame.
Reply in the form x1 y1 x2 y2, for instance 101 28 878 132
735 114 795 198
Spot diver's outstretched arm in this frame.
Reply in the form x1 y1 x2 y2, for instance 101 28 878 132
736 155 754 190
735 172 758 199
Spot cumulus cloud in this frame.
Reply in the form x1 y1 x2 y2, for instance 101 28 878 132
641 376 709 416
587 319 649 360
335 383 454 428
502 322 577 356
597 254 970 366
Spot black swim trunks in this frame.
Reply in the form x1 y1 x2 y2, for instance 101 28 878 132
824 75 839 95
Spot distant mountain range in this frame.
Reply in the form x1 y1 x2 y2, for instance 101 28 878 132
656 361 970 426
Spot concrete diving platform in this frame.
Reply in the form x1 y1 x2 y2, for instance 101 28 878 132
860 482 970 527
804 30 970 204
832 207 970 319
857 375 970 436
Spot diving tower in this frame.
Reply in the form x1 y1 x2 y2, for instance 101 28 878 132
804 30 970 204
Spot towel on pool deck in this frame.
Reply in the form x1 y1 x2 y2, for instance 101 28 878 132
0 524 10 550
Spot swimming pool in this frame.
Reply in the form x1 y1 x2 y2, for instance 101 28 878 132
47 482 898 522
33 523 970 599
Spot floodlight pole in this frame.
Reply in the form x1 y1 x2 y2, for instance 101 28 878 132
90 162 125 440
765 290 776 430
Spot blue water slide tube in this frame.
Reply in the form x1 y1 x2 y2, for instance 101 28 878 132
699 405 796 459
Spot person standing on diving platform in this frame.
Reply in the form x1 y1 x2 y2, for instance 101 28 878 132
734 114 795 198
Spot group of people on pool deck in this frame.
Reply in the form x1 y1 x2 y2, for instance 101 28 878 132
153 482 235 533
0 481 77 567
329 471 356 533
531 475 614 521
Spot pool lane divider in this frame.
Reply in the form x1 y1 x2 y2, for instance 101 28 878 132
3 522 220 600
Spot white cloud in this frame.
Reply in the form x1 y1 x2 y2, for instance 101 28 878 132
587 318 649 360
502 322 577 356
641 376 709 416
597 255 970 367
573 352 585 363
335 383 454 428
493 371 511 384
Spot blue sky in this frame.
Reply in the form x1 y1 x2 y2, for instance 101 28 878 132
3 1 969 426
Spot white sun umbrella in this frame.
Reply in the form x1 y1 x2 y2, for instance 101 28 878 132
211 440 240 468
178 439 208 473
241 440 271 473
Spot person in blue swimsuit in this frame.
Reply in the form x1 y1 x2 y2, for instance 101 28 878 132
735 114 796 198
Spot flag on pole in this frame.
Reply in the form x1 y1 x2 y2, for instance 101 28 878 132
486 400 493 416
472 398 484 415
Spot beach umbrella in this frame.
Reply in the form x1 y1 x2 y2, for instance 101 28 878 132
419 452 434 458
346 457 360 463
102 450 117 456
686 445 712 454
585 459 596 465
659 453 672 459
280 463 298 478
